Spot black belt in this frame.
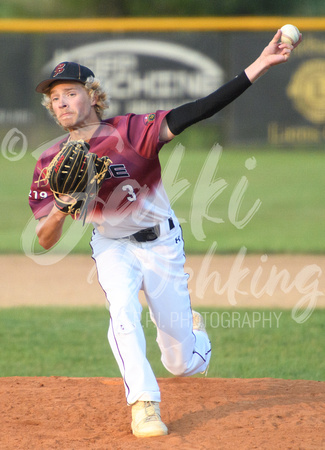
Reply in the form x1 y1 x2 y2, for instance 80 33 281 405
131 218 175 242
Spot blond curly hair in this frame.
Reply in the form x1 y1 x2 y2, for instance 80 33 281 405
41 76 109 123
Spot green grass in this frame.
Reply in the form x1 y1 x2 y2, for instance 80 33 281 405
160 144 325 254
1 140 325 254
1 307 324 381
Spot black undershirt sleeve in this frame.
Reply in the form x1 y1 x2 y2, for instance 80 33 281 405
166 70 252 136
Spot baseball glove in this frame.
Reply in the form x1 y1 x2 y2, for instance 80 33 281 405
46 139 111 222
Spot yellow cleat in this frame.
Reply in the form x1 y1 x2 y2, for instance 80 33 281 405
131 401 168 438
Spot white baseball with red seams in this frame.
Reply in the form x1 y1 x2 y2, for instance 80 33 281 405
280 24 300 45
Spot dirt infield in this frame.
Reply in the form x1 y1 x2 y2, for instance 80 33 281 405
1 377 324 449
1 254 325 448
2 253 325 309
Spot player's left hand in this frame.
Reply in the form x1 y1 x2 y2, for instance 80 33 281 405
245 29 302 83
261 29 302 67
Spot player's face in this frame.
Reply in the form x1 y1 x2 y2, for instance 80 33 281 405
50 82 98 129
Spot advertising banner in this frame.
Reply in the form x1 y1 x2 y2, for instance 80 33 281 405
0 30 324 148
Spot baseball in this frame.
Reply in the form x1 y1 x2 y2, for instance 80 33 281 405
280 24 300 45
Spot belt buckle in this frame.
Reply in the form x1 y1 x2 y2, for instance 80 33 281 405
132 225 160 242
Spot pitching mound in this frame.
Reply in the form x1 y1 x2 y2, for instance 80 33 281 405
1 377 324 449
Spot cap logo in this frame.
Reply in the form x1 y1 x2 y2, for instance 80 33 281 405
53 63 66 78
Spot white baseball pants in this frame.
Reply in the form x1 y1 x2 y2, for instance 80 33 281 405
91 215 211 405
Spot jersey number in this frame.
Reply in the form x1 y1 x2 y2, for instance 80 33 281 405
122 185 137 202
29 190 48 200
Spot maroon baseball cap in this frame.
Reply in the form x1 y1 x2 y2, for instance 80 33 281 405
35 61 95 93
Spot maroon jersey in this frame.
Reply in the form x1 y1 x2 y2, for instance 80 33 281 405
29 110 172 238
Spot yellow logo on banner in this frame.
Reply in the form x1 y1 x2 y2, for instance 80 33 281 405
287 59 325 124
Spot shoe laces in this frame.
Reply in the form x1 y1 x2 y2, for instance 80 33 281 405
143 401 160 421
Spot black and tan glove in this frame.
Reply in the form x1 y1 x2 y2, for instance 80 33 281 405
46 140 111 222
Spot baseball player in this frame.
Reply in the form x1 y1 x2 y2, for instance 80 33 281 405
29 30 301 438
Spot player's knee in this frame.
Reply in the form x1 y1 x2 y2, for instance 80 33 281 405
161 358 188 376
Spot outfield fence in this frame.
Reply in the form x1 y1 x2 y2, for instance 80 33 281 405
1 17 325 148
